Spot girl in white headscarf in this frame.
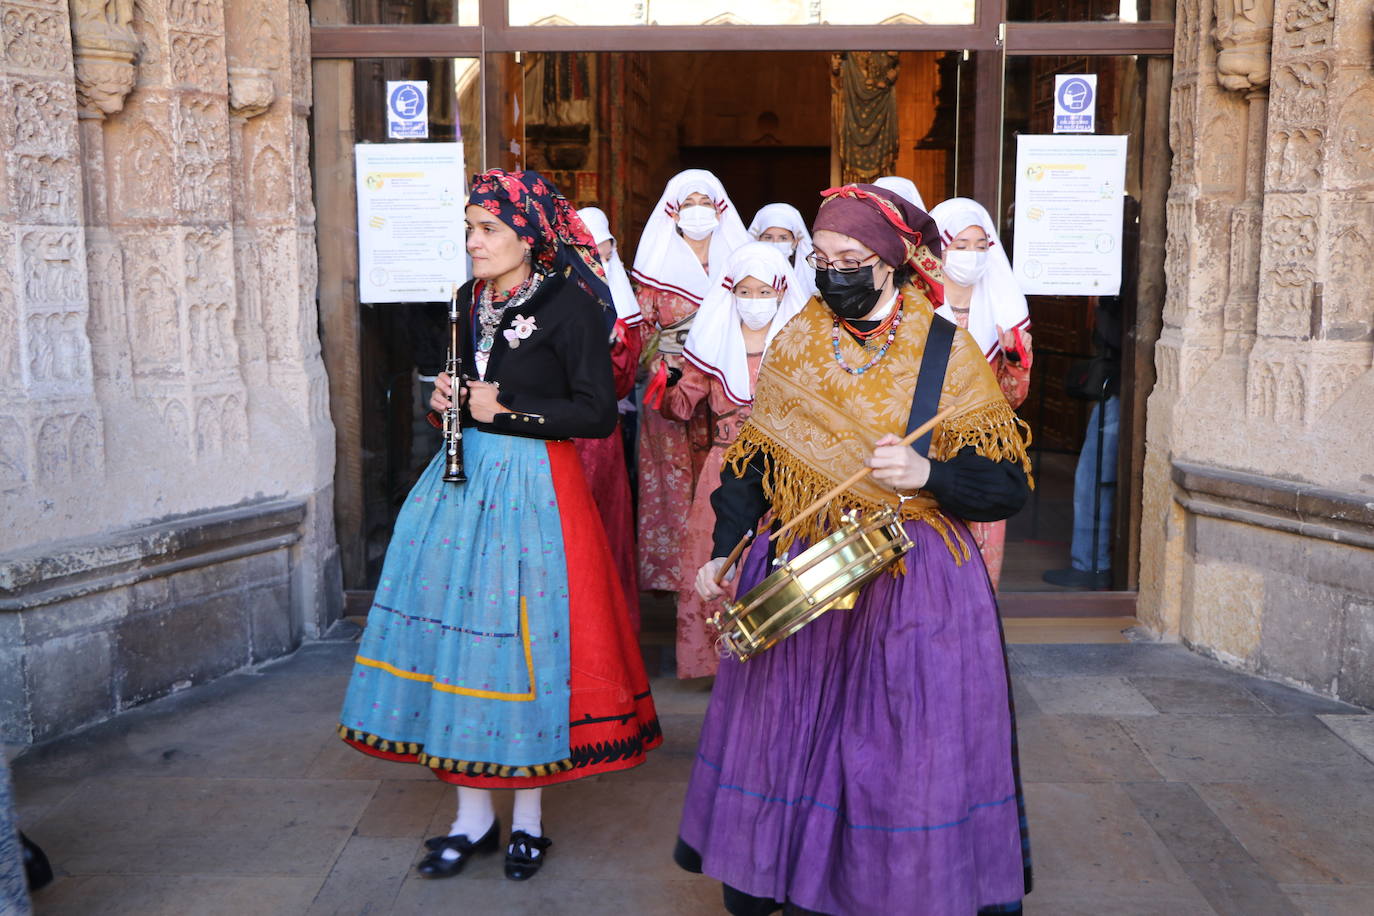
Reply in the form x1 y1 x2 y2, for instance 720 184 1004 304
747 203 817 299
874 175 927 212
930 197 1033 591
661 242 807 678
575 207 643 626
631 169 750 593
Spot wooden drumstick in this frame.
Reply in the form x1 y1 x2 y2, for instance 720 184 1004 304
713 528 754 587
768 405 957 544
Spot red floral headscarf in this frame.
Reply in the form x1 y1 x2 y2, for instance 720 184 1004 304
468 169 614 313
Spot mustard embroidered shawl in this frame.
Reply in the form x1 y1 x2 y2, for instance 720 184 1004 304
725 286 1033 559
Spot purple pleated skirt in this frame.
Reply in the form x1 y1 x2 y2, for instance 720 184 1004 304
677 517 1028 915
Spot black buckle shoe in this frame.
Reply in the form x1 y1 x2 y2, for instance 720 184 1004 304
504 830 553 881
416 818 499 878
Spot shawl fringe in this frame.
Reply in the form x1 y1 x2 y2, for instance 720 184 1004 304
931 402 1036 486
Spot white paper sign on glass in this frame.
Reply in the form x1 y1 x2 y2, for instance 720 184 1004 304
355 142 468 304
1012 134 1127 297
386 80 429 139
1053 74 1097 134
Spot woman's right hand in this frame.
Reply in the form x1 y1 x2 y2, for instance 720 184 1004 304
430 372 466 414
695 557 731 601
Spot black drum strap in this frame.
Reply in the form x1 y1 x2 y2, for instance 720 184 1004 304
907 315 957 457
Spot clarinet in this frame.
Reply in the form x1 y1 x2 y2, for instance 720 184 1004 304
441 283 467 484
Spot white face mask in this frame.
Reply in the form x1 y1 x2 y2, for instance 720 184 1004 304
943 249 989 286
735 295 779 331
677 204 719 240
764 240 796 260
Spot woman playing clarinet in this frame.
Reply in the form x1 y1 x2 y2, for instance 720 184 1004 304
338 170 661 885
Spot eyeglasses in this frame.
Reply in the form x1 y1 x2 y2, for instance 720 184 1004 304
805 252 880 273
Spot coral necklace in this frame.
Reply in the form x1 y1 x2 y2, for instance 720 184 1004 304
831 295 904 375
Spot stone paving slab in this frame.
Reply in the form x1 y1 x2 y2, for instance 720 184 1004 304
11 640 1374 915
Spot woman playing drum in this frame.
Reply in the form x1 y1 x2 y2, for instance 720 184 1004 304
678 184 1033 915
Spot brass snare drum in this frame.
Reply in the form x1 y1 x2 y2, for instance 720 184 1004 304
711 508 913 661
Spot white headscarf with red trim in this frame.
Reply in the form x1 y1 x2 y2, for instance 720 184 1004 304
929 197 1030 362
577 206 643 326
630 169 750 308
748 202 817 299
681 242 808 406
873 176 927 212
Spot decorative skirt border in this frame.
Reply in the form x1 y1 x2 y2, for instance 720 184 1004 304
337 717 664 781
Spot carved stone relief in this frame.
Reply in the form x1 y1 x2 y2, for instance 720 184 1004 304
1257 195 1320 337
163 397 190 448
20 231 85 306
1324 205 1374 340
2 7 74 75
221 393 247 450
1213 0 1274 92
250 144 289 217
26 311 92 383
10 80 75 150
1270 61 1329 125
111 115 175 220
1269 128 1324 189
1247 351 1308 421
175 95 231 217
194 395 220 455
169 31 224 90
1282 0 1334 52
126 259 182 375
0 418 28 492
168 0 218 31
1171 81 1198 182
1176 0 1201 73
13 154 79 224
1332 87 1374 185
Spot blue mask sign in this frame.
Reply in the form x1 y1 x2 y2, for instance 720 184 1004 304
387 80 429 139
1054 75 1096 134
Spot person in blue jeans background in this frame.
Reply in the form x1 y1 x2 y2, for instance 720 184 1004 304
1044 299 1121 590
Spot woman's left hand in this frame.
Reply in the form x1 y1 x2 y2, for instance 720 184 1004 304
869 434 931 492
466 381 505 424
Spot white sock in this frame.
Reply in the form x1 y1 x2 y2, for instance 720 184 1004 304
511 787 543 841
441 787 495 860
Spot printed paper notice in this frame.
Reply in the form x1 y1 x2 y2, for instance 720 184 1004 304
1012 134 1127 296
355 142 467 304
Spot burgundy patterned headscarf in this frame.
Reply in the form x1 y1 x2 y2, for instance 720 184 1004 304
467 169 614 312
813 183 946 306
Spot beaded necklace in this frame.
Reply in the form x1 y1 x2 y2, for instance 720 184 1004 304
474 270 544 379
831 295 904 376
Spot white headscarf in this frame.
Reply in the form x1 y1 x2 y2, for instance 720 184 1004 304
929 197 1030 362
577 206 643 326
630 169 750 308
873 176 927 213
682 242 807 406
747 203 817 299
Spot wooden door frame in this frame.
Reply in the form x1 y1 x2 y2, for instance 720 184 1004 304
309 0 1174 591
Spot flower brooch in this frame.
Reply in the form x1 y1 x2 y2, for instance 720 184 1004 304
503 314 537 349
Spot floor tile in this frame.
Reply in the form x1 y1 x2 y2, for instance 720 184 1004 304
389 875 721 915
1244 680 1366 716
1195 777 1374 887
304 835 418 916
31 874 324 916
1122 716 1374 783
31 776 374 877
1277 883 1374 916
1017 716 1162 783
354 781 448 837
1011 644 1241 681
1022 677 1159 716
1318 714 1374 765
1022 782 1190 885
1128 677 1274 716
1023 877 1217 915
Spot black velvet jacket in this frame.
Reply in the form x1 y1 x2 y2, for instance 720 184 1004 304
457 271 618 441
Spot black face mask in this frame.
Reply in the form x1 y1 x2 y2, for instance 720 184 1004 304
815 266 885 321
